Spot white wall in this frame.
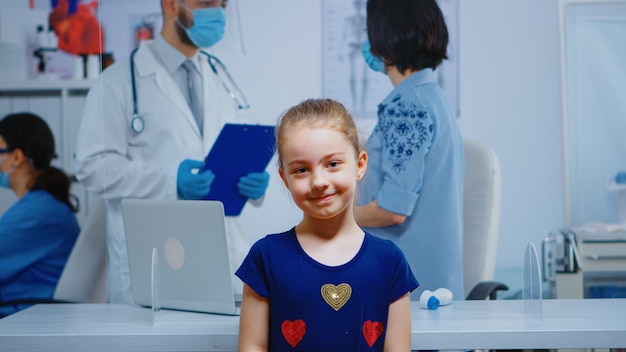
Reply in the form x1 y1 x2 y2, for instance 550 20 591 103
229 0 566 271
0 0 566 274
457 0 564 270
212 0 324 241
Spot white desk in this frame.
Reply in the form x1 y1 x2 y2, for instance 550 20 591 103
1 299 625 351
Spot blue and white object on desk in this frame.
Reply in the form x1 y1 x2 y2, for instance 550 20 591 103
608 171 626 190
615 171 626 185
419 288 453 310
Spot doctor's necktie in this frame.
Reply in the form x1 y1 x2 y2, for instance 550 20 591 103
182 59 204 135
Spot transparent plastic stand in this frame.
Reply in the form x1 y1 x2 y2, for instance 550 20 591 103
522 243 543 320
151 247 161 325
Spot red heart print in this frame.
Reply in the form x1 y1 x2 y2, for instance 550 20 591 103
281 319 306 348
362 320 384 347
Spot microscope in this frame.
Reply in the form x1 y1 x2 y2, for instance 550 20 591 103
33 25 58 80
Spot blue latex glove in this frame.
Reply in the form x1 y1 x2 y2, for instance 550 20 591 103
237 171 270 200
177 159 215 200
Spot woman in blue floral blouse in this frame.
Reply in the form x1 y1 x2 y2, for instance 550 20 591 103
355 0 465 301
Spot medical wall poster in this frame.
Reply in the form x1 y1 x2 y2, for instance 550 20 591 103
321 0 459 119
99 0 152 2
130 12 161 51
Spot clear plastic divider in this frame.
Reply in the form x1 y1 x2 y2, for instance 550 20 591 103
151 247 161 325
523 242 543 320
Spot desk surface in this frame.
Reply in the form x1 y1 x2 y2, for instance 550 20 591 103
1 299 625 351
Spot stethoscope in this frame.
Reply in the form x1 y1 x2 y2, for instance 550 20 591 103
129 48 250 134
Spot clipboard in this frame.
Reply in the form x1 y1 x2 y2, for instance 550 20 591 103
201 123 276 216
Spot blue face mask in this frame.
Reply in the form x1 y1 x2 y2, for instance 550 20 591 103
179 6 226 48
362 39 387 74
0 171 9 188
0 155 12 189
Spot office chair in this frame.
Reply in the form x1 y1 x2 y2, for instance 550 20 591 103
462 138 508 300
53 194 107 303
0 194 107 310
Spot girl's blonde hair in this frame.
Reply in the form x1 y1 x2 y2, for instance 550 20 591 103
275 99 360 168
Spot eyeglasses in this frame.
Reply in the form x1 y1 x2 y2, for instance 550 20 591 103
204 53 250 110
0 147 14 154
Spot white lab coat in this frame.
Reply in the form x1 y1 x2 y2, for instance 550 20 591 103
75 40 250 304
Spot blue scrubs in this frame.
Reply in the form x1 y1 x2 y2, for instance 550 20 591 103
358 68 465 300
0 190 80 318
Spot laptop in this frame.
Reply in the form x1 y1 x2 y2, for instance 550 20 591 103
122 198 240 315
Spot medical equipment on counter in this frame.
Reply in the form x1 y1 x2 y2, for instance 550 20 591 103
544 227 626 299
129 48 249 135
71 55 84 80
609 171 626 225
32 25 58 80
543 229 582 298
86 54 99 80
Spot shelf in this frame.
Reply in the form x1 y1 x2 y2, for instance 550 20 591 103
0 79 93 173
0 79 95 225
0 79 94 92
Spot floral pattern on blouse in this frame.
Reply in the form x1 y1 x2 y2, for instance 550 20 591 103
375 93 433 175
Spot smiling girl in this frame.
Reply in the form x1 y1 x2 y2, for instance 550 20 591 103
236 99 418 352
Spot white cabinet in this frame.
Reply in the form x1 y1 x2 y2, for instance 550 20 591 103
0 79 94 225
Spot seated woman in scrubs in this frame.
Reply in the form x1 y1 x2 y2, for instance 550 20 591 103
0 112 80 318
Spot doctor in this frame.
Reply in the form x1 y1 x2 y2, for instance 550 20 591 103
75 0 269 304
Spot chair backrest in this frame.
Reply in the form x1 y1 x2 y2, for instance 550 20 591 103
54 194 107 303
462 138 502 297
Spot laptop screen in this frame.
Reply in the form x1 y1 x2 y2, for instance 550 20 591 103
122 199 239 315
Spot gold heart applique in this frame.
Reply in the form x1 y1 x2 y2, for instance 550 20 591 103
320 283 352 311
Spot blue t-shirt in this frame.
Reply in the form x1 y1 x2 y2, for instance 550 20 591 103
358 68 465 300
236 228 419 351
0 190 80 318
